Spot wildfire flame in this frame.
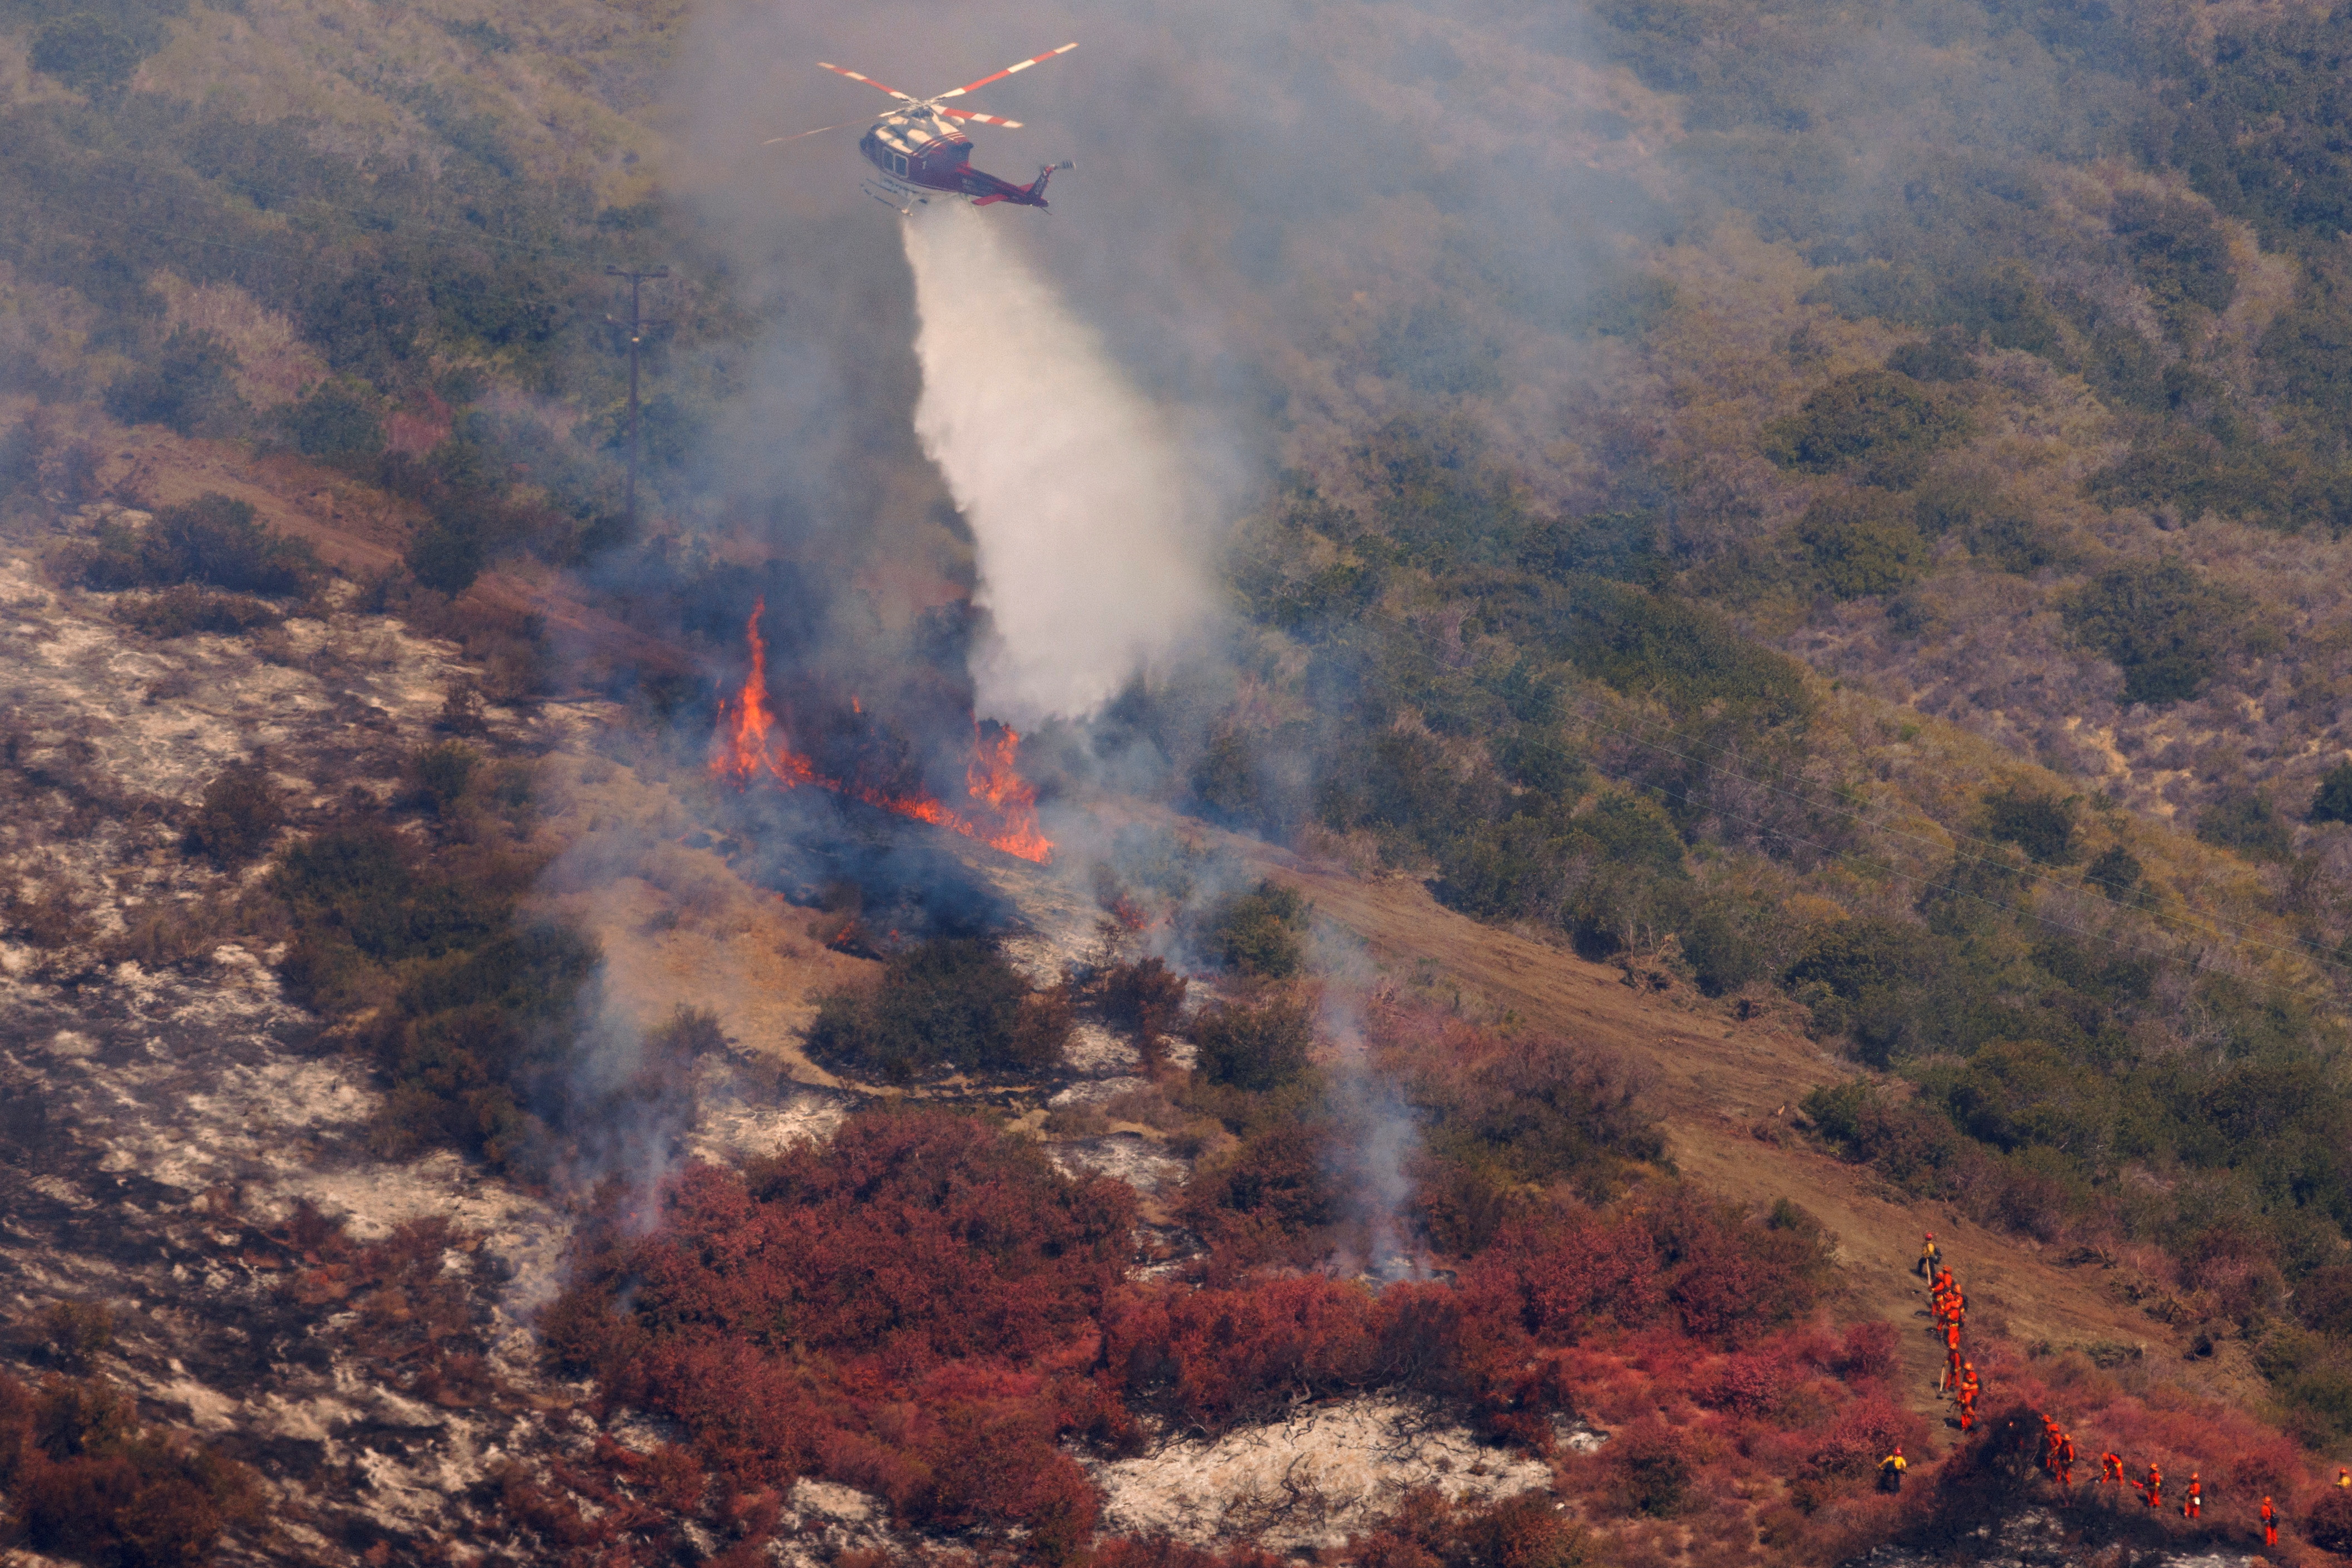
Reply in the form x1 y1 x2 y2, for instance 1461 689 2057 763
711 598 1053 864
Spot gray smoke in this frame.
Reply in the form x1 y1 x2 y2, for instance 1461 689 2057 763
1314 926 1421 1278
901 204 1215 723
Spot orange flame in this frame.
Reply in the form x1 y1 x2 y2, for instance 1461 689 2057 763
967 722 1052 863
711 598 818 788
710 600 1052 864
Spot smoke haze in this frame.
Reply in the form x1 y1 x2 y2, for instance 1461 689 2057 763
901 204 1213 724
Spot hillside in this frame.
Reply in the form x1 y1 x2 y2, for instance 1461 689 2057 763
6 0 2352 1565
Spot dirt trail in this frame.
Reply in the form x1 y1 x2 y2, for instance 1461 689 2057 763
1258 855 2267 1431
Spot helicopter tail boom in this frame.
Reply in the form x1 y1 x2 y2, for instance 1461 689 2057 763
972 160 1074 208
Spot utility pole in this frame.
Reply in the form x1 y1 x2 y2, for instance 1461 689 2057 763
605 265 669 532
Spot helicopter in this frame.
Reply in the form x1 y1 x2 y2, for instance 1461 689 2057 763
768 42 1078 214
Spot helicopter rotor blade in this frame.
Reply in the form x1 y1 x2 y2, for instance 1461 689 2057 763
939 109 1024 127
763 117 867 145
817 61 917 102
929 41 1076 103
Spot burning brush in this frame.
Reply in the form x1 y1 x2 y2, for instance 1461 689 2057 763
710 599 1053 864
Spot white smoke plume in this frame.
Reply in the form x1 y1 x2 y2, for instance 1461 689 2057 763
900 202 1214 725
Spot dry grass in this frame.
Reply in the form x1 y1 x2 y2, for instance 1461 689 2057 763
150 272 325 408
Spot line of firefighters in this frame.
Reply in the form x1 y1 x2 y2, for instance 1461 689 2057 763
1881 1233 2289 1548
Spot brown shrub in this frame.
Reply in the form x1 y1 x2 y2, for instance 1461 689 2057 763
183 760 283 866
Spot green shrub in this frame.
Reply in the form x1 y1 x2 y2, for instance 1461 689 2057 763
1793 490 1928 599
1200 880 1311 979
1192 995 1317 1092
1981 785 2078 864
116 585 282 637
1571 792 1687 876
1785 918 1951 1066
1580 272 1680 339
29 14 140 96
1763 369 1968 485
2112 191 2237 337
269 825 509 973
184 761 283 866
1552 578 1812 724
102 328 244 436
2310 761 2352 825
282 384 384 464
2084 843 2142 895
2198 789 2291 860
1436 813 1572 921
1372 300 1505 397
1521 511 1669 586
1886 326 1976 383
1189 730 1264 824
70 493 317 596
1927 1040 2108 1158
1944 260 2066 356
2059 560 2249 705
1807 260 1936 326
1968 510 2071 575
404 741 479 816
406 519 485 595
1676 889 1786 996
805 938 1067 1081
1911 471 2004 538
2083 427 2301 524
2085 323 2166 410
1497 731 1585 797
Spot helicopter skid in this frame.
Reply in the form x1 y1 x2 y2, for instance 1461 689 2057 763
860 176 933 215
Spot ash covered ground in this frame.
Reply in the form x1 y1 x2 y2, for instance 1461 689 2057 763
0 520 891 1560
0 520 1561 1564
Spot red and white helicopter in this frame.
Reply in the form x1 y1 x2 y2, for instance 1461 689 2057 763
769 42 1078 214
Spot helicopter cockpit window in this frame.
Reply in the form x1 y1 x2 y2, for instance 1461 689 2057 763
891 153 909 176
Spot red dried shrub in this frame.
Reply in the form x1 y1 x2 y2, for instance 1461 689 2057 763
548 1106 1135 1560
1103 1275 1382 1431
1344 1486 1586 1568
0 1370 262 1566
545 1097 1935 1564
1177 1121 1342 1265
1831 1320 1898 1382
279 1209 495 1409
1084 1535 1288 1568
1462 1208 1664 1343
1100 955 1188 1056
2310 1486 2352 1552
1456 1185 1828 1350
